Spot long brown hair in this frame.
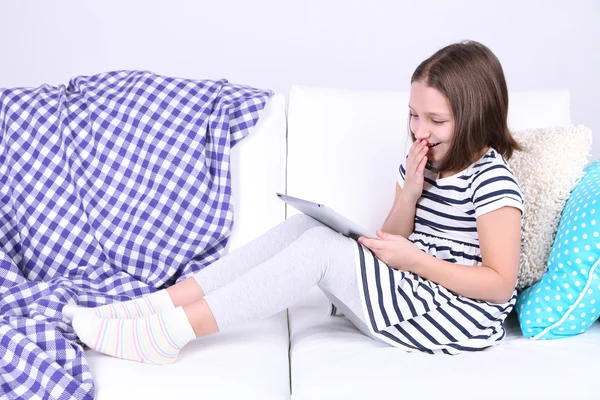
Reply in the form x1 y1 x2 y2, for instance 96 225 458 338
410 40 521 173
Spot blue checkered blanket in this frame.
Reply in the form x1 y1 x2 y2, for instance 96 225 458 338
0 71 271 399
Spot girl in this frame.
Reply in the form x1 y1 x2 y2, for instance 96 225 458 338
66 40 524 361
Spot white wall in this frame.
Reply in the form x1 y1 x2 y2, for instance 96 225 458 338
1 0 598 159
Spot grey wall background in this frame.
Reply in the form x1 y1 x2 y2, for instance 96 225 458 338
1 0 598 159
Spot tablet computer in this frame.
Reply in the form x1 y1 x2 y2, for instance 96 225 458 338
276 192 376 240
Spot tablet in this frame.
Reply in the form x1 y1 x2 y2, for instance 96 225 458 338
276 192 376 240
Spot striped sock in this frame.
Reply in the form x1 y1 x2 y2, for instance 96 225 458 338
72 307 197 365
63 290 175 322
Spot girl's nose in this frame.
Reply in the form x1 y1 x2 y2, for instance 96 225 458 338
414 127 430 140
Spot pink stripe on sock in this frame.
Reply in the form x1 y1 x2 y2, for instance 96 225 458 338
147 316 171 358
115 319 120 357
135 319 150 361
144 296 157 313
94 319 107 351
132 298 145 317
122 302 132 318
131 319 144 362
157 313 181 351
146 315 175 358
122 319 127 359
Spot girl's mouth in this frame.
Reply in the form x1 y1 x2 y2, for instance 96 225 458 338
428 142 440 148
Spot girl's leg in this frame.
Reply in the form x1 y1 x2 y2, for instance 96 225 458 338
64 214 322 321
193 226 367 335
72 226 373 364
182 213 323 300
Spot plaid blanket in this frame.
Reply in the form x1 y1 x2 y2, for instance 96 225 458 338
0 71 271 400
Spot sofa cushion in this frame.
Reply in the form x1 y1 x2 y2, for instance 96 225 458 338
289 287 600 400
516 160 600 339
87 93 290 399
87 313 291 400
508 125 593 289
228 92 287 251
286 86 410 231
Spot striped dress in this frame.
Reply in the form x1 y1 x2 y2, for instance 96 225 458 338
332 148 525 355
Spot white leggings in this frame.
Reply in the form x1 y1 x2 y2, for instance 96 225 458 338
192 214 376 339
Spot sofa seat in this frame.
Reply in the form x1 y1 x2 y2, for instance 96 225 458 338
289 287 600 400
86 311 291 399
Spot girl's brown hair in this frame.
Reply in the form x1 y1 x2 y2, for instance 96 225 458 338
411 40 522 173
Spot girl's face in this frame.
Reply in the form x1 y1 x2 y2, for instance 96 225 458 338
409 80 455 164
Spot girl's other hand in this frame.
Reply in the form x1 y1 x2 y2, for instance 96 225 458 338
403 139 429 203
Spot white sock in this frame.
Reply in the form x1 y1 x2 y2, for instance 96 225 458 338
72 307 197 365
63 290 175 322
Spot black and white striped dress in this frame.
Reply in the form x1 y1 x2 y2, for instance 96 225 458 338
334 148 525 355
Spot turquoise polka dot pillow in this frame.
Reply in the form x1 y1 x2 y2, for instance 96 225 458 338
516 160 600 339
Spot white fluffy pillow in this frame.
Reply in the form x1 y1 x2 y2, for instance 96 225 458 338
507 125 592 289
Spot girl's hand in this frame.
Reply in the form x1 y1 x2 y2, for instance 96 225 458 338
358 230 423 272
403 139 429 203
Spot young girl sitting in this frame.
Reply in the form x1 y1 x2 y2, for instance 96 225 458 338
66 40 524 361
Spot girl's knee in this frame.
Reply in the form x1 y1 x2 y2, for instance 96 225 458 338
286 213 323 231
303 226 353 248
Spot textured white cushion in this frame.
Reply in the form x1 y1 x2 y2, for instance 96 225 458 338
509 125 593 288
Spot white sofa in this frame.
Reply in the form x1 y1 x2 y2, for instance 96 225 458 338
86 87 600 400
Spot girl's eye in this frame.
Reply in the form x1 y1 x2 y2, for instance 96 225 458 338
432 120 445 125
410 113 418 118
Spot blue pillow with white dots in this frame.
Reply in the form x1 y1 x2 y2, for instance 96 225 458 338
516 160 600 339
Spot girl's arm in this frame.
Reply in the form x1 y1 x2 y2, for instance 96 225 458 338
410 206 522 304
381 183 417 239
